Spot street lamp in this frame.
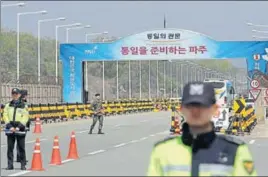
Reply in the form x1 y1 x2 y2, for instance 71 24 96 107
1 2 25 8
252 35 268 39
17 10 47 83
156 60 159 98
66 25 91 43
247 22 268 28
55 23 81 84
252 29 268 34
37 17 66 83
85 31 108 43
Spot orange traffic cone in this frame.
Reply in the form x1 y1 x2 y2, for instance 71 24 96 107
67 131 79 159
49 136 62 165
174 117 181 135
33 117 42 133
29 138 45 171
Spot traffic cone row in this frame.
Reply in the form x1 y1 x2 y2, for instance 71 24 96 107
67 132 79 160
30 138 44 171
173 116 181 135
29 131 79 171
50 136 62 165
33 117 42 134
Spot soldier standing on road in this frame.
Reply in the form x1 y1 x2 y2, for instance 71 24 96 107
88 93 104 134
147 82 257 176
3 88 29 170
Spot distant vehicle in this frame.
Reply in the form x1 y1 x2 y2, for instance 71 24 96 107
204 79 235 131
204 79 235 108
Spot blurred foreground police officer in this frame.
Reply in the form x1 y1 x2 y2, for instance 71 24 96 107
3 88 29 170
88 93 104 134
147 82 257 176
16 89 30 164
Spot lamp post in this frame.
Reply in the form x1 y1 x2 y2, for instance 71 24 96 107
156 60 159 98
247 22 268 28
55 23 81 84
252 35 268 39
37 17 65 83
139 60 142 99
66 25 91 43
148 60 151 99
17 10 47 83
1 2 25 8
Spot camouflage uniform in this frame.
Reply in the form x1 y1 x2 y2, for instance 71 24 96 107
89 98 104 134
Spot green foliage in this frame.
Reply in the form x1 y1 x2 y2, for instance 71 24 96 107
0 29 59 83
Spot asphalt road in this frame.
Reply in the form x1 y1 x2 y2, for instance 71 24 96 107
1 112 268 176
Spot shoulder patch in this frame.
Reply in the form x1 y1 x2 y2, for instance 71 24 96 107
218 135 245 145
154 136 177 147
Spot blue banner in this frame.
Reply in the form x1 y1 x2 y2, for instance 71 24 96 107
60 29 268 103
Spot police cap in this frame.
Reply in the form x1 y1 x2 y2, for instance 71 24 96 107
182 81 216 107
11 88 20 94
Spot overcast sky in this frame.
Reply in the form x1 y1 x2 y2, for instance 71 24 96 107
2 1 268 68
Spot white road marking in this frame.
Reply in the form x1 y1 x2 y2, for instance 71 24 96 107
114 143 126 148
8 171 31 176
25 138 48 144
62 159 75 163
140 120 149 123
6 129 168 176
156 130 169 135
140 137 148 141
249 140 255 144
129 139 139 143
1 138 47 148
88 149 106 155
114 124 122 127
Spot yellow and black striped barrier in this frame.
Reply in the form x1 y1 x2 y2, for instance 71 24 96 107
225 105 257 136
1 98 181 125
170 105 183 135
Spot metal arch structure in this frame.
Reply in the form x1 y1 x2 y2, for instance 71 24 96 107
59 28 268 103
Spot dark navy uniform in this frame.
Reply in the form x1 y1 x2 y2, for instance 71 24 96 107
148 123 257 176
16 89 29 163
148 82 257 176
3 88 29 170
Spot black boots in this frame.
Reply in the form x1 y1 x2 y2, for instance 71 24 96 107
21 165 26 170
6 166 14 170
89 128 104 134
98 129 104 134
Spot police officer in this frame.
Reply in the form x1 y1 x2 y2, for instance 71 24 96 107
88 93 104 134
16 89 29 164
3 88 29 170
147 81 257 176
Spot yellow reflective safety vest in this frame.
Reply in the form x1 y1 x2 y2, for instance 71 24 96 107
3 101 29 128
147 123 257 176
